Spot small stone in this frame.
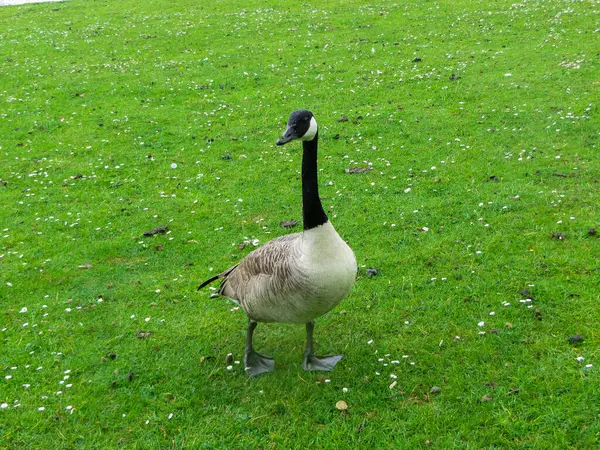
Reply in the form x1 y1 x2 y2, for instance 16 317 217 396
568 334 584 344
225 353 234 364
430 386 441 394
335 400 348 411
366 268 378 277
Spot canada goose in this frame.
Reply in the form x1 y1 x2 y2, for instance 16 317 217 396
198 110 357 376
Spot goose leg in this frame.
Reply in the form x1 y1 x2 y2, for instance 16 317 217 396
302 321 343 372
243 319 274 376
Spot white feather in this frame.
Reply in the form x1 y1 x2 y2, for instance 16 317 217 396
301 117 318 141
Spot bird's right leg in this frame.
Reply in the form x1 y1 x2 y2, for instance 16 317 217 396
243 319 275 376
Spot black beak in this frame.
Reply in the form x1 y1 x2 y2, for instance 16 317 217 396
276 126 296 146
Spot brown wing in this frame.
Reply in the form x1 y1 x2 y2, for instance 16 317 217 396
219 232 302 299
223 233 320 321
197 233 301 297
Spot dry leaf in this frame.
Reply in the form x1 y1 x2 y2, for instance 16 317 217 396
345 166 372 174
136 330 152 339
143 225 168 236
280 219 298 229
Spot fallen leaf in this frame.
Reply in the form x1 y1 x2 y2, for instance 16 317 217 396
519 288 533 298
143 225 168 236
136 331 152 339
280 219 298 229
345 167 372 174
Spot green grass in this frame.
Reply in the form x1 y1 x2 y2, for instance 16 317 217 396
1 0 599 447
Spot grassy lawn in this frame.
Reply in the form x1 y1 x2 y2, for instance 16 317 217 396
1 0 599 447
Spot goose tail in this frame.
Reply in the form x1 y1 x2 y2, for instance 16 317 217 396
197 274 220 291
197 264 238 291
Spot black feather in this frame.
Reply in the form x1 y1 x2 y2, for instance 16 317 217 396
197 275 220 291
197 264 239 292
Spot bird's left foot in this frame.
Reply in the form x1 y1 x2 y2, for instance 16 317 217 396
244 350 275 377
303 353 343 372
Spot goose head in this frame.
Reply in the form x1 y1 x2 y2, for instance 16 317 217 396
276 110 318 146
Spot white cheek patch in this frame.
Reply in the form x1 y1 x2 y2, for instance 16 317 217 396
301 117 318 141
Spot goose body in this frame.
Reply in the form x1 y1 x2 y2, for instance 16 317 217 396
217 221 356 324
198 110 357 375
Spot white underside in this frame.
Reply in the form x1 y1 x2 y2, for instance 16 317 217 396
292 222 357 322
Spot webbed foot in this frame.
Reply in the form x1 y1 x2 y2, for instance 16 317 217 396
244 349 275 376
302 321 343 372
303 353 343 372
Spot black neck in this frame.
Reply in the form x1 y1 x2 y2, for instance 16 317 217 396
301 133 328 230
